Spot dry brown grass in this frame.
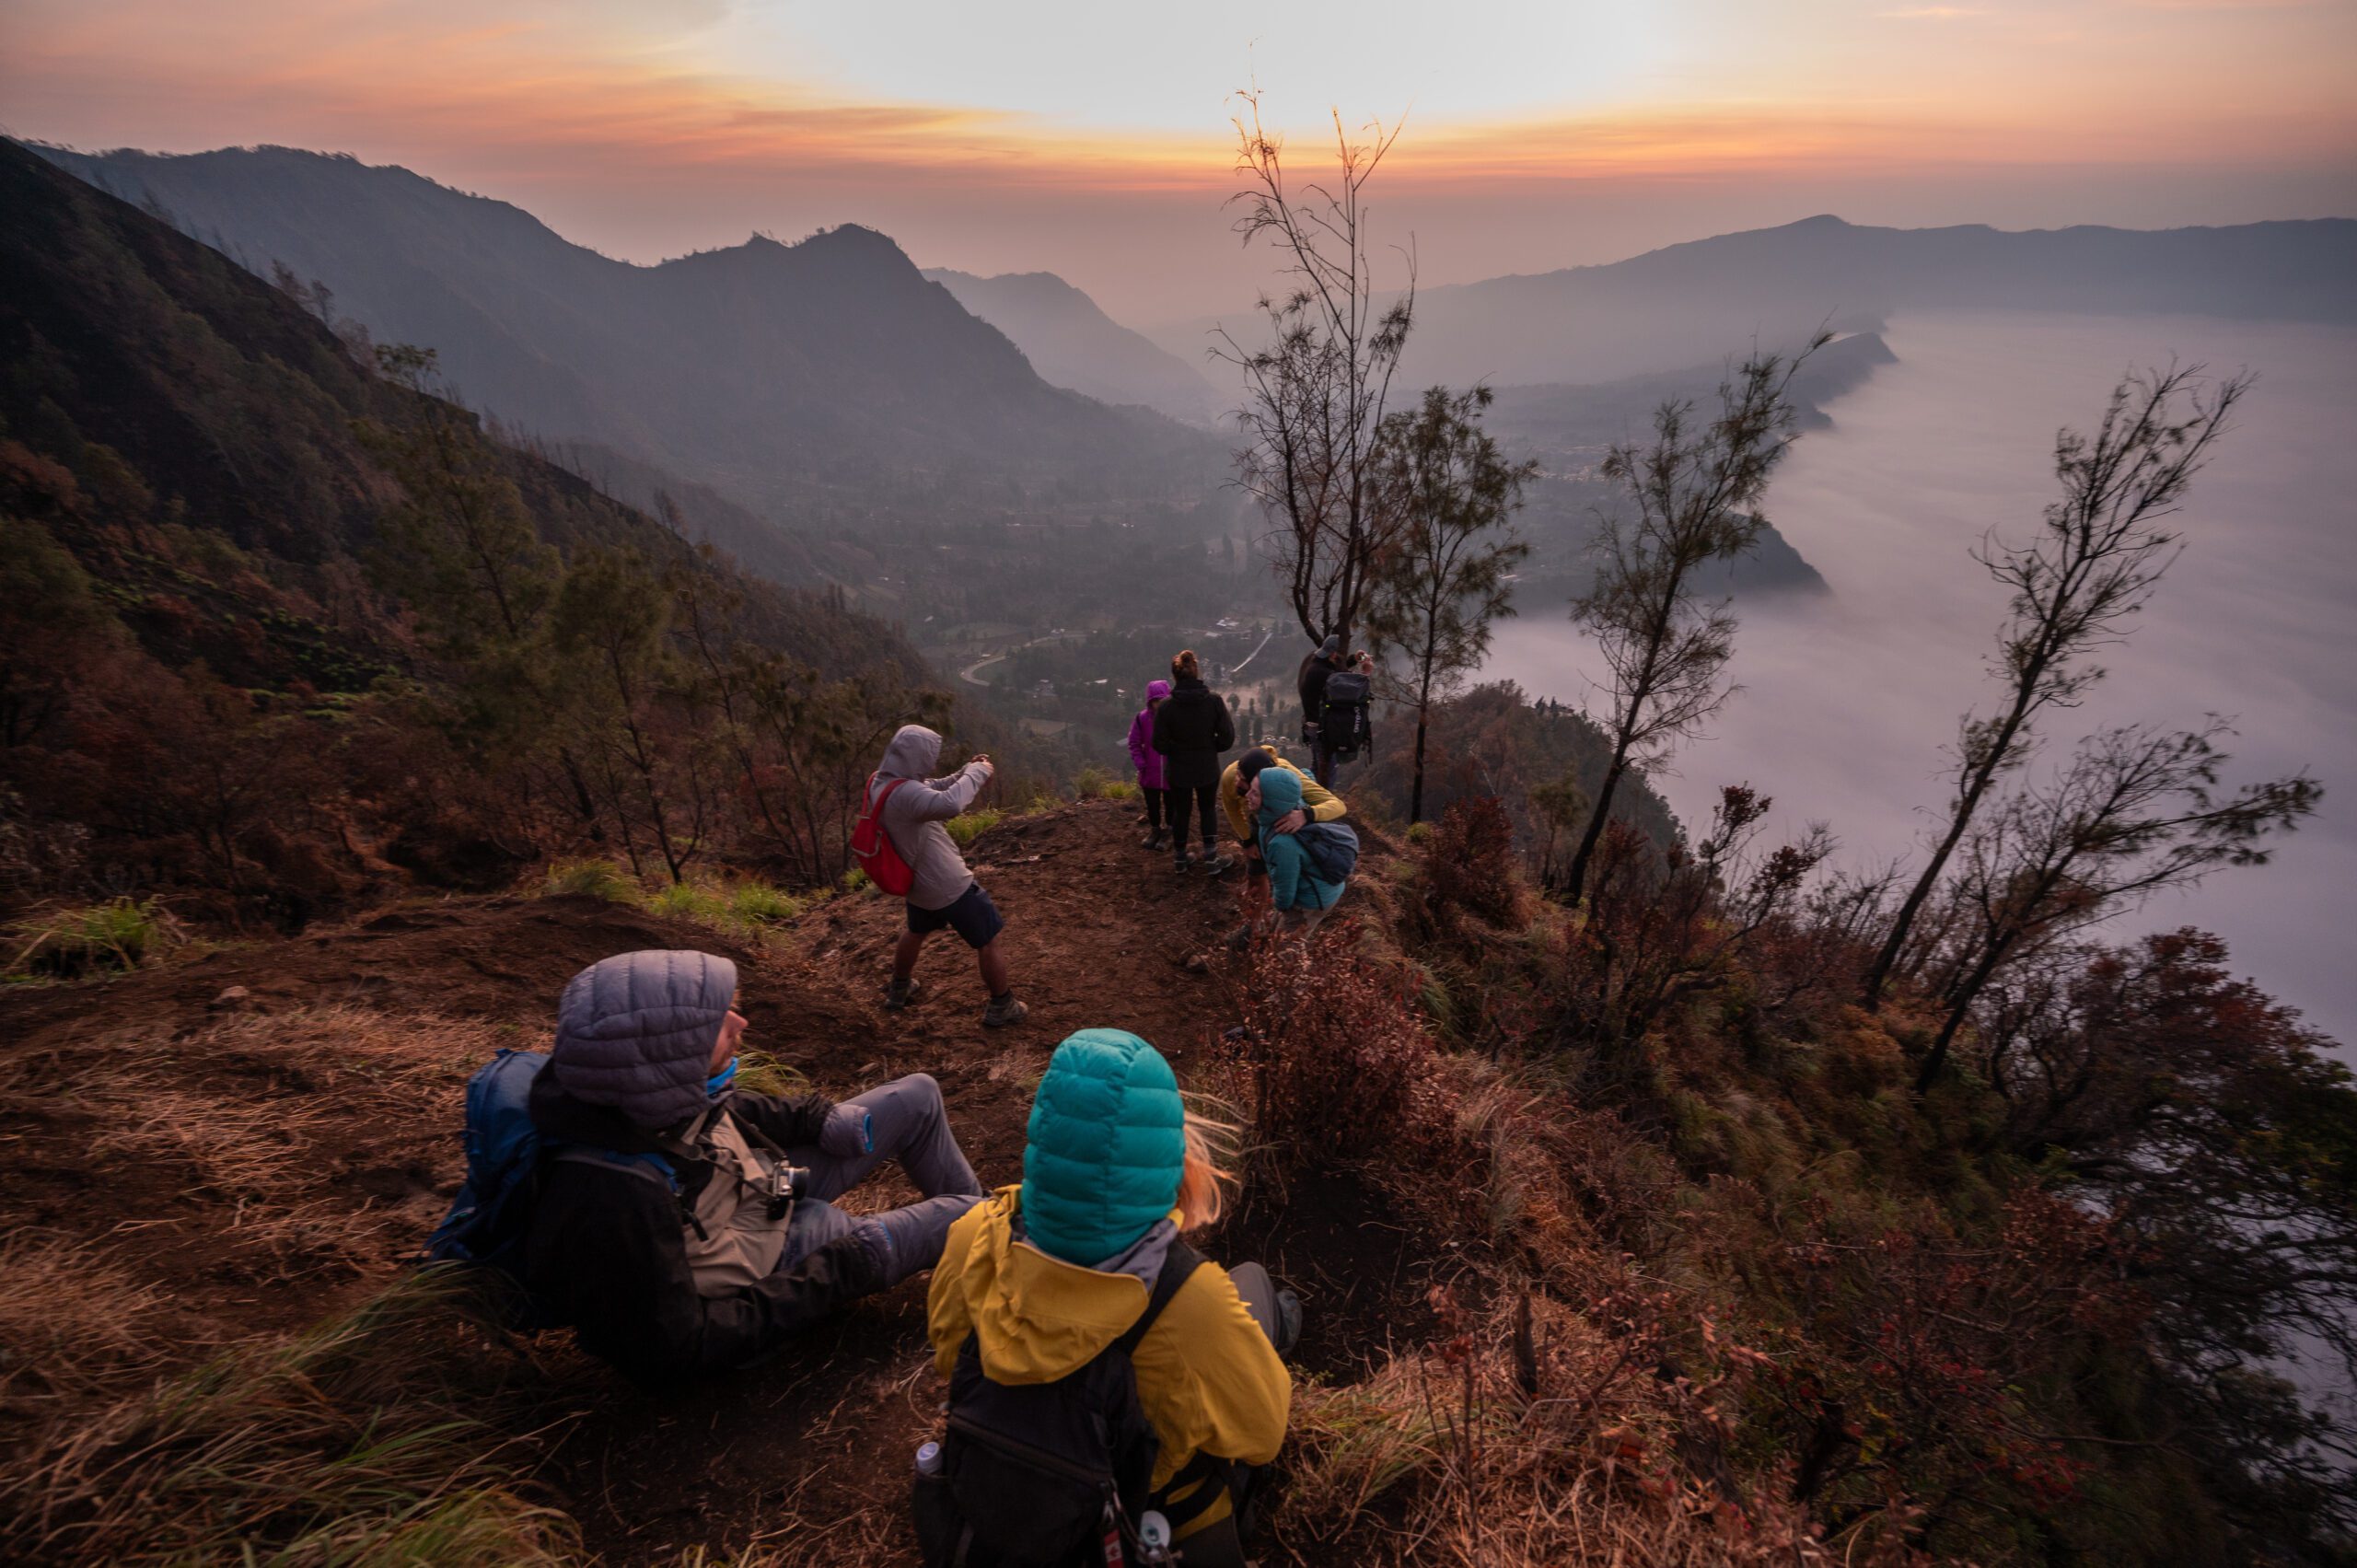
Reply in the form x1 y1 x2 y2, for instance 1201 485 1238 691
1272 1293 1926 1568
0 1237 165 1411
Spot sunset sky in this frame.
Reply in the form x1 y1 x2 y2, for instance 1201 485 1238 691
5 0 2352 320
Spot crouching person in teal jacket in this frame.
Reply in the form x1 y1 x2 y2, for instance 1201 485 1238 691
1252 767 1344 938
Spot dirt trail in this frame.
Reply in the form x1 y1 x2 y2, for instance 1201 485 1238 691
0 798 1442 1563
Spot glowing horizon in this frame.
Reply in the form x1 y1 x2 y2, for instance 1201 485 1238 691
3 0 2351 319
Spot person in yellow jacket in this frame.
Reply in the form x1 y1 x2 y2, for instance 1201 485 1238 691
927 1028 1297 1566
1218 744 1345 877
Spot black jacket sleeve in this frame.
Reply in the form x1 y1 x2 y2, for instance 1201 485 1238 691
524 1161 884 1386
726 1088 835 1151
1151 700 1173 755
1213 694 1235 752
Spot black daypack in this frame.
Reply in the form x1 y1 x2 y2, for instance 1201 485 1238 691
1318 670 1373 759
916 1241 1204 1568
1293 821 1360 886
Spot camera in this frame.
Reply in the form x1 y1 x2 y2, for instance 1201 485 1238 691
761 1162 811 1221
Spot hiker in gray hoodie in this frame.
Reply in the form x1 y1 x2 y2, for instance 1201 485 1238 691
523 948 988 1383
869 725 1028 1028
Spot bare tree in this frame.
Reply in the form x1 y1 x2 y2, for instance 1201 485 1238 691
1914 718 2316 1092
1860 366 2249 1008
1365 385 1534 823
1558 343 1824 903
1218 93 1414 648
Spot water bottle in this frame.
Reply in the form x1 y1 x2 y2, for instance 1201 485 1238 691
914 1439 943 1477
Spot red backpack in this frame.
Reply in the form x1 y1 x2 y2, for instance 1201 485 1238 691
851 775 916 896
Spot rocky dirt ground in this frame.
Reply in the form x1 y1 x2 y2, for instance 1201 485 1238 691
0 798 1441 1563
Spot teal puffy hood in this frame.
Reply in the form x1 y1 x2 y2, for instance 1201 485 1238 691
1255 766 1306 820
1020 1029 1185 1266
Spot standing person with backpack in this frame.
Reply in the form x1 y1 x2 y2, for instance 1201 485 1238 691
1126 679 1173 852
916 1028 1299 1568
502 949 989 1383
1295 633 1341 786
1149 650 1236 877
863 725 1027 1028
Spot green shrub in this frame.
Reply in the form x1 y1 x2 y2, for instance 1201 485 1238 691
7 898 175 979
946 808 1003 847
647 880 726 924
727 881 802 925
541 859 640 902
841 866 872 893
1074 765 1141 802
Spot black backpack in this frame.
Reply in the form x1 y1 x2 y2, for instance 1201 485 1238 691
1293 821 1360 885
1318 670 1373 759
916 1242 1204 1568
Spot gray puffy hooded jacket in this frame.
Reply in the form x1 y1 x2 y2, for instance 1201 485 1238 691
869 725 993 912
526 949 877 1382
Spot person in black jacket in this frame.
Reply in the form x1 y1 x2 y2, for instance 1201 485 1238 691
521 948 987 1384
1296 633 1347 787
1151 647 1237 875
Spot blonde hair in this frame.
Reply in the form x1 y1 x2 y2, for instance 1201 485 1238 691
1175 1109 1239 1232
1171 648 1200 681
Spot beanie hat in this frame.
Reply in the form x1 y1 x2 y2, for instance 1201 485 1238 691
1234 748 1279 781
1020 1029 1186 1266
552 949 737 1129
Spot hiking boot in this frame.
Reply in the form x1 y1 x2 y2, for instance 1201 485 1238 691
1140 829 1168 851
885 978 922 1012
1196 853 1237 877
1172 851 1194 874
981 992 1028 1028
1273 1287 1305 1356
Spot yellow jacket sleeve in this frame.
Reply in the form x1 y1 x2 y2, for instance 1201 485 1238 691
1218 760 1250 843
1299 772 1346 823
1131 1262 1294 1484
926 1199 991 1380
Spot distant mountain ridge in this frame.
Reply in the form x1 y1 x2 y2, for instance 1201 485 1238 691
29 144 1218 534
1399 212 2357 387
923 267 1225 425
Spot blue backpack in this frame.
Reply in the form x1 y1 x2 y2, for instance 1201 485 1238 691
424 1049 676 1326
1294 821 1360 885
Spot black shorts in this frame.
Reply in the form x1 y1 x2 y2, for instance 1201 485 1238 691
907 882 1004 949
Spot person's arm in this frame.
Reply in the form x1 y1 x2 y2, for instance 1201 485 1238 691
1134 1266 1293 1469
528 1164 885 1385
1151 702 1173 755
1265 834 1302 910
1128 714 1150 774
1213 695 1235 753
899 760 990 822
1218 764 1251 844
1297 772 1348 823
727 1088 836 1150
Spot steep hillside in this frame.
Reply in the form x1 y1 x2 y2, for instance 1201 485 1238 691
33 145 1221 517
924 267 1227 424
1397 213 2357 387
0 136 963 918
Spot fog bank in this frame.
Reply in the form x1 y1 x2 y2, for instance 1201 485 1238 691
1485 309 2357 1051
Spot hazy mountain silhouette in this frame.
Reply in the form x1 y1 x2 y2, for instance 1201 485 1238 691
1399 213 2357 387
923 268 1225 425
31 144 1219 523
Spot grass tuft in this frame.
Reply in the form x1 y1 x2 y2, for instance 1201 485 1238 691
1074 766 1141 802
6 897 177 979
946 808 1003 847
540 858 640 902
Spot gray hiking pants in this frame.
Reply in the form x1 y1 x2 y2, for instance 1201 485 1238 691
776 1073 985 1290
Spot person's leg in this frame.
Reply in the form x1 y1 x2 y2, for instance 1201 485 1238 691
977 937 1010 999
859 1192 985 1287
1170 784 1196 860
791 1073 985 1202
1145 784 1166 830
1226 1260 1303 1354
891 925 925 984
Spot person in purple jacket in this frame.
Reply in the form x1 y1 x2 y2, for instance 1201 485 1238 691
1128 678 1173 852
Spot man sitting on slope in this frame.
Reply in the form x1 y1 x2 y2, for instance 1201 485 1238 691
522 948 987 1384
